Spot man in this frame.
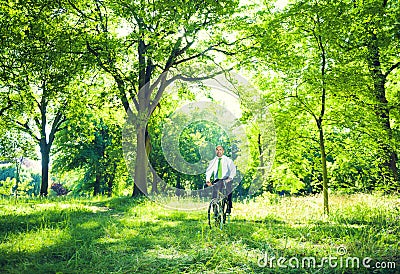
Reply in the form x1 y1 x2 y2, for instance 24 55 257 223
205 145 236 214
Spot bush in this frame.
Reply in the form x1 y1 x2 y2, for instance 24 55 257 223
0 164 41 197
0 177 16 196
50 183 69 196
0 166 15 181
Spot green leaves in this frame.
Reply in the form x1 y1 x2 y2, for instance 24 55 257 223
238 0 400 197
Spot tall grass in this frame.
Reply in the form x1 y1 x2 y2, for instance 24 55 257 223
0 193 398 273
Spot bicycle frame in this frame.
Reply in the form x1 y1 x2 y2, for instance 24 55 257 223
207 179 229 229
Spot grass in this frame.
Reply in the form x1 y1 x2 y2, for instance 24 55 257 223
0 193 399 273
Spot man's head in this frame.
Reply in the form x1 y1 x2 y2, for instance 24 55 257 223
215 145 224 158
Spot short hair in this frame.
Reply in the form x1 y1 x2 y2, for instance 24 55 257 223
215 145 224 150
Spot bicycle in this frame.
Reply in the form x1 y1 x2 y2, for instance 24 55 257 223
207 178 230 229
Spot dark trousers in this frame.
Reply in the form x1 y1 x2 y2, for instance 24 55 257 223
211 179 233 212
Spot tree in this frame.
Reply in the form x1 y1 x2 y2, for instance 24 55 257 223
53 116 124 196
240 0 400 202
282 0 334 214
0 0 88 195
68 0 240 196
246 1 325 213
336 0 400 185
0 129 37 197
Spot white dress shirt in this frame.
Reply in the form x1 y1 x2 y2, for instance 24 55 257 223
206 155 236 182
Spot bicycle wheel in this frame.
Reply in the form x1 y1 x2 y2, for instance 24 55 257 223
207 201 213 228
221 198 228 225
208 199 227 229
208 200 218 228
213 202 222 228
218 202 225 229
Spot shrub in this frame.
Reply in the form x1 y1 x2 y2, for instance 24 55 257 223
50 183 69 196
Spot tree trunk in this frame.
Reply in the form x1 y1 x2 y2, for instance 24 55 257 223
373 73 397 180
146 127 159 194
368 32 398 183
258 133 265 177
176 172 182 197
14 157 22 198
133 124 148 196
319 126 329 215
315 26 329 215
107 162 117 197
389 152 398 182
40 140 50 196
151 167 158 194
94 172 101 196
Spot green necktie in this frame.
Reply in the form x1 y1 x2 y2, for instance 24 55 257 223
217 158 222 179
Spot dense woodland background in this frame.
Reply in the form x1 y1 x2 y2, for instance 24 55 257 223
0 0 399 210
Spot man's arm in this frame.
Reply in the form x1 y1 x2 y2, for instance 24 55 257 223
227 158 236 181
205 158 216 186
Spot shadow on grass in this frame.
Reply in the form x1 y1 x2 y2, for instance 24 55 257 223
0 196 219 273
0 196 398 274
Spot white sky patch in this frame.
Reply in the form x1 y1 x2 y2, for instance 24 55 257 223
275 0 289 10
194 87 242 118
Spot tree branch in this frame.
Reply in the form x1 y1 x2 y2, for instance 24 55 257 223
166 68 233 85
293 82 319 124
0 96 13 116
66 0 96 21
48 110 66 146
87 41 136 112
384 61 400 77
94 0 108 33
148 73 168 116
15 121 40 142
171 35 250 68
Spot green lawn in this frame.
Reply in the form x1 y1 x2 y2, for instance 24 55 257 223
0 193 399 273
